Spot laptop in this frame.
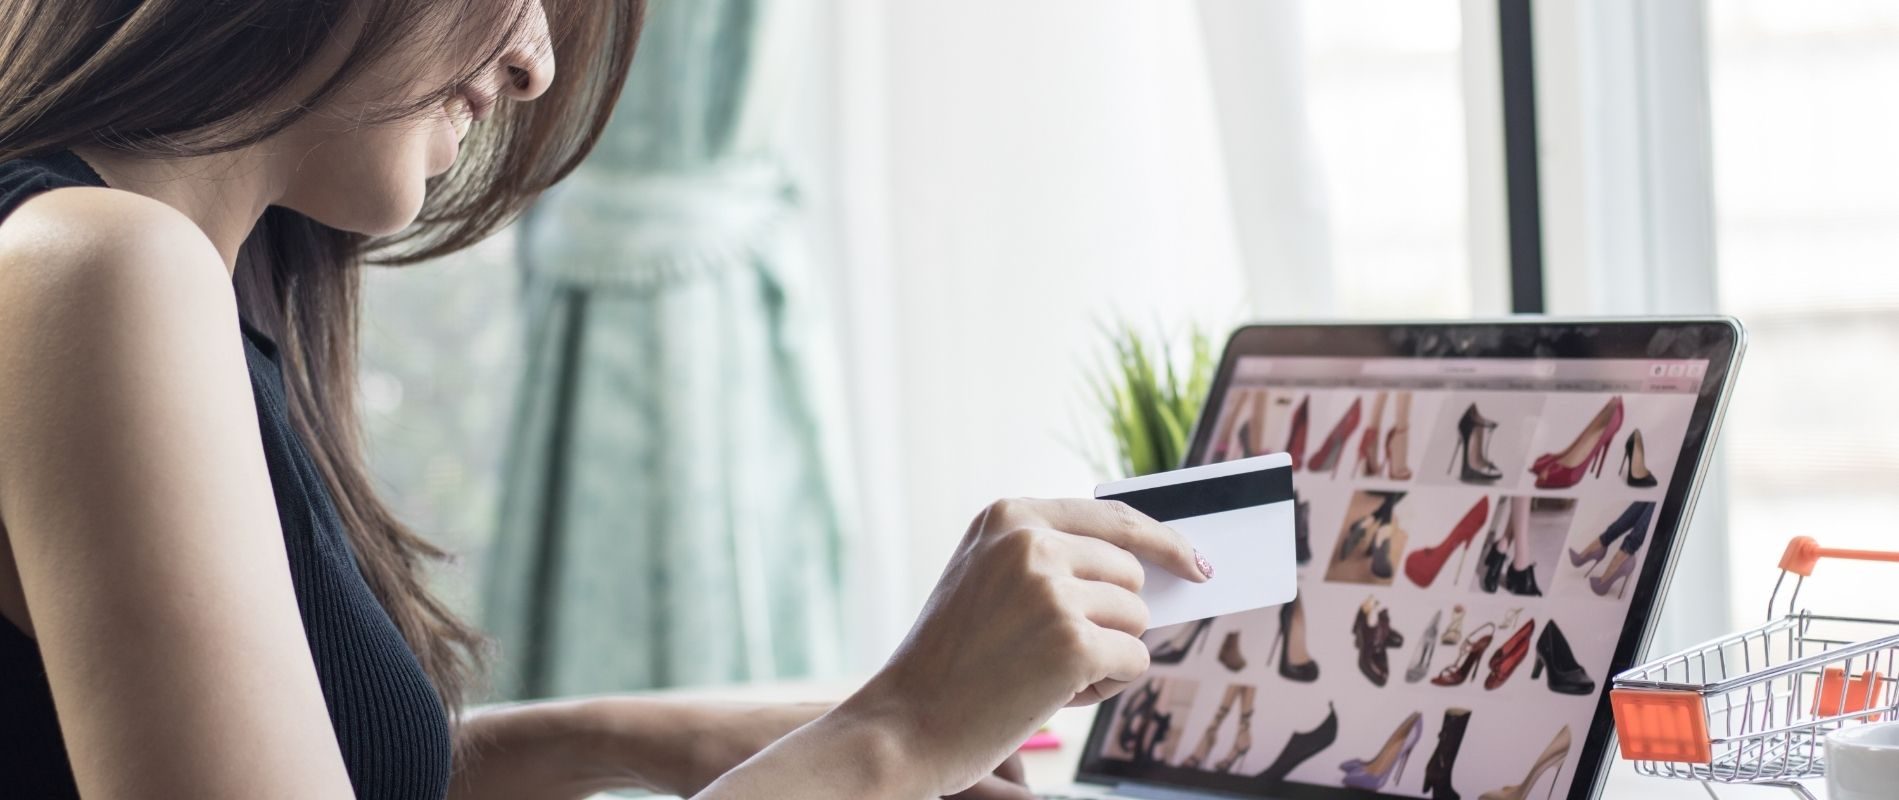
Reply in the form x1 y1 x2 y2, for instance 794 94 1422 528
1039 319 1745 800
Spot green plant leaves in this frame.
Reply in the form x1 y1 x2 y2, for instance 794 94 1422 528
1088 321 1216 478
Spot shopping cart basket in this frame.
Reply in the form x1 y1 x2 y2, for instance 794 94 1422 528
1610 536 1899 799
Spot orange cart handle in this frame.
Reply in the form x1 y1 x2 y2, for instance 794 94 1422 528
1778 536 1899 577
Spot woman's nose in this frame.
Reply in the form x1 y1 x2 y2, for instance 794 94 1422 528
498 1 555 102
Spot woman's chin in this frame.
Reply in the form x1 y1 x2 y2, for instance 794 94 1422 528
311 186 425 237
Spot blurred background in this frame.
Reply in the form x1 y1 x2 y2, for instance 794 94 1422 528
355 0 1899 700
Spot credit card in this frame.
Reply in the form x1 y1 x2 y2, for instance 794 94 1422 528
1095 453 1297 629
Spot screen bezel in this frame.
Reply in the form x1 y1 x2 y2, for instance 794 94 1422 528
1071 318 1746 800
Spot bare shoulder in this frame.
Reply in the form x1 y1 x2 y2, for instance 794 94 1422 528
0 186 233 336
0 188 357 794
0 185 246 488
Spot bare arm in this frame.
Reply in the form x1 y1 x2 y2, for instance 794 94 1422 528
0 188 355 798
449 697 819 800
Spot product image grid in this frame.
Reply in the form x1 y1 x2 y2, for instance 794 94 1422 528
1109 370 1696 799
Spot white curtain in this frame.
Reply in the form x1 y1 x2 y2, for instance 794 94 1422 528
797 0 1333 666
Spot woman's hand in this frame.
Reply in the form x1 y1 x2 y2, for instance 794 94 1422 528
845 497 1212 797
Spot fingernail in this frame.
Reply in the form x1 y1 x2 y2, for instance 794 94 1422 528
1195 549 1214 579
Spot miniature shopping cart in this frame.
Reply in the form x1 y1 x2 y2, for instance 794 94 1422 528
1610 537 1899 799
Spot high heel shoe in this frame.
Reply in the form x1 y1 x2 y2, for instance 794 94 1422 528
1218 631 1247 672
1242 421 1265 459
1567 540 1608 571
1448 404 1503 483
1214 709 1253 773
1433 624 1496 687
1406 610 1442 684
1254 703 1337 786
1354 599 1405 686
1442 605 1465 646
1339 711 1423 790
1369 533 1396 580
1148 618 1213 665
1405 497 1490 589
1294 493 1312 566
1478 726 1572 800
1356 422 1383 477
1530 397 1624 489
1285 397 1310 471
1484 619 1536 690
1475 497 1510 593
1422 708 1472 800
1115 681 1174 765
1308 398 1363 476
1533 621 1596 695
1503 563 1543 597
1621 429 1658 488
1591 551 1637 599
1272 599 1320 682
1578 500 1655 573
1386 425 1413 480
1180 693 1233 769
1340 493 1401 560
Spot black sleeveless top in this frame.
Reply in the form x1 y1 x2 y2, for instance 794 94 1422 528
0 150 453 799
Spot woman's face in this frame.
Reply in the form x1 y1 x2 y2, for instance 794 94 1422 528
272 1 555 236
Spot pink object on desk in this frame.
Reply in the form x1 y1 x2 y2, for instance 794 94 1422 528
1019 730 1062 751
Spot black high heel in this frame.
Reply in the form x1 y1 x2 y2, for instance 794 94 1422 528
1448 404 1503 483
1148 618 1213 665
1116 681 1175 766
1254 703 1339 787
1214 709 1253 773
1370 535 1395 580
1476 497 1508 594
1422 707 1472 800
1353 600 1405 686
1533 622 1595 696
1273 599 1320 682
1480 540 1506 594
1620 429 1658 488
1341 493 1401 559
1294 492 1312 566
1503 564 1543 597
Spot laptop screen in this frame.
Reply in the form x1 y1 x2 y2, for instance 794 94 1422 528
1073 321 1741 800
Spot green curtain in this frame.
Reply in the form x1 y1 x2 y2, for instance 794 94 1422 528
481 0 848 698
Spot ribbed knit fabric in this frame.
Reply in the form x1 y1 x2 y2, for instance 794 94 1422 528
0 150 452 799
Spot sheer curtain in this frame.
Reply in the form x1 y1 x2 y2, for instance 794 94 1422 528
482 0 852 697
799 0 1484 666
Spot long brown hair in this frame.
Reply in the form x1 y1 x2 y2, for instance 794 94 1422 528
0 0 643 715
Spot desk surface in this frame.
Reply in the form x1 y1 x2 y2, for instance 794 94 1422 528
618 680 1819 799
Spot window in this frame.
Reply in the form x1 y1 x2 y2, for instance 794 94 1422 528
1302 1 1479 316
359 231 521 616
1706 0 1899 626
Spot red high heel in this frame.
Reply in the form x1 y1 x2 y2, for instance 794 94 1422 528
1403 497 1490 589
1433 625 1495 688
1484 619 1536 690
1307 398 1362 477
1286 397 1310 471
1530 397 1625 489
1355 426 1383 477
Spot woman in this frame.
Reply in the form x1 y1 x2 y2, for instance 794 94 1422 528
0 1 1213 798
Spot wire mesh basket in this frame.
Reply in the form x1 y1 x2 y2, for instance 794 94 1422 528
1610 537 1899 799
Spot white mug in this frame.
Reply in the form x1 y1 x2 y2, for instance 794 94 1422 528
1827 722 1899 800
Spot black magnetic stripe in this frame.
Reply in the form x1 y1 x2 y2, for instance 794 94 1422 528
1098 466 1294 523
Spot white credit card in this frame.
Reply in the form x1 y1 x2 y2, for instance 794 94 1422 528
1095 453 1297 629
